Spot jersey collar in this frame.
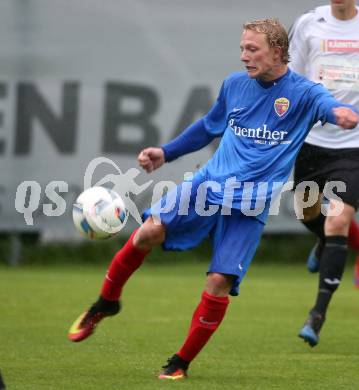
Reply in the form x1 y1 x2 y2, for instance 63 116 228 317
255 68 290 89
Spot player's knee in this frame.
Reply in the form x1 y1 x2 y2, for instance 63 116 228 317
206 273 233 296
134 218 166 250
325 214 351 236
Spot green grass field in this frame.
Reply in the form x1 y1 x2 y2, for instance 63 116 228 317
0 239 359 389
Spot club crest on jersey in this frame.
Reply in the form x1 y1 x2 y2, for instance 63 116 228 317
274 97 289 117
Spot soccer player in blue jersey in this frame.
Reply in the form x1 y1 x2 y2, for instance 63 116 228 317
68 19 358 380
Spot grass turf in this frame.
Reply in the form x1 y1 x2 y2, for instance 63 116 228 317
1 255 359 389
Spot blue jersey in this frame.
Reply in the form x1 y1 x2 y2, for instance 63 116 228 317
162 69 350 222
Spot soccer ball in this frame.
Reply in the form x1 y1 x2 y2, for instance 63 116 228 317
72 186 127 240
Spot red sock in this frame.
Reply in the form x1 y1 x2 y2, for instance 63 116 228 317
100 230 149 301
348 220 359 251
177 291 229 363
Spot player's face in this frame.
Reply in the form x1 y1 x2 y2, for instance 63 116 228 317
240 29 280 81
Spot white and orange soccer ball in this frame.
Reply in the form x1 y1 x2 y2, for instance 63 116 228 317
72 186 127 240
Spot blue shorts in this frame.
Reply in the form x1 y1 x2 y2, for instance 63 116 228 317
142 178 265 296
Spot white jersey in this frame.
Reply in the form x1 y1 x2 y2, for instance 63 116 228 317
289 5 359 149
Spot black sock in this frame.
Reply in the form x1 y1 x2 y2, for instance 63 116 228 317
302 213 325 240
0 370 5 390
312 235 348 315
90 296 120 314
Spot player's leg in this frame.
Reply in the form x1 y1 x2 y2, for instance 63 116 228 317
295 189 325 273
299 195 359 276
99 217 165 300
298 193 359 276
68 217 165 342
177 272 232 362
296 145 359 282
159 273 232 380
299 200 355 347
293 143 327 272
159 211 265 380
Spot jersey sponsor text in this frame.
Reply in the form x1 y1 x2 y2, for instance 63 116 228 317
229 120 289 144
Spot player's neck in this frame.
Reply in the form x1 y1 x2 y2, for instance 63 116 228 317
331 5 358 21
257 65 288 83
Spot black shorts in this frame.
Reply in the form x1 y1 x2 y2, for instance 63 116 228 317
294 142 359 209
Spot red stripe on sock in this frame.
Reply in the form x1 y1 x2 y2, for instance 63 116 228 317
100 230 148 301
177 291 229 363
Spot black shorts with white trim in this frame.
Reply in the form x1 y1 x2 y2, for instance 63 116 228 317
293 142 359 210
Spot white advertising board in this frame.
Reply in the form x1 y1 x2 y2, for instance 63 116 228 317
0 0 324 239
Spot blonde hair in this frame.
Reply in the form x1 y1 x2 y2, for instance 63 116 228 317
243 19 289 64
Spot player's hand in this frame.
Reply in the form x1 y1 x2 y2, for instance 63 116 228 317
333 107 359 129
138 147 165 173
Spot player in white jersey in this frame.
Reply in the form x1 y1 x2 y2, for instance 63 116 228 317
289 0 359 347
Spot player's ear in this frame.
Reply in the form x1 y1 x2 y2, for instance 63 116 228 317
273 46 282 61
